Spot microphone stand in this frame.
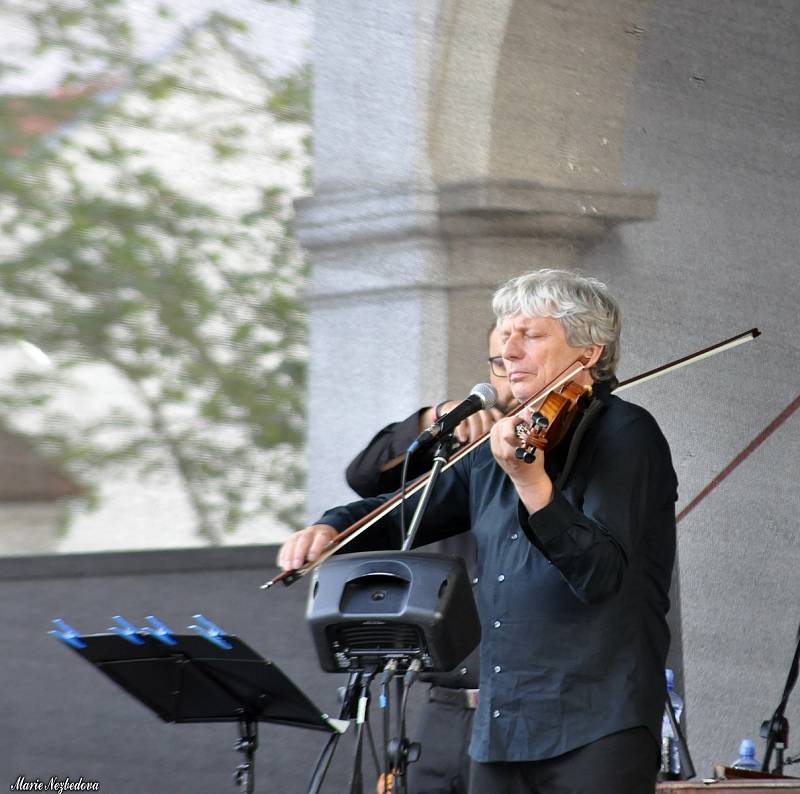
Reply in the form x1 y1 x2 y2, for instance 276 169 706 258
402 434 457 551
389 436 453 791
760 621 800 775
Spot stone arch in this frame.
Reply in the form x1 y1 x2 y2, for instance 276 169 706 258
428 0 652 190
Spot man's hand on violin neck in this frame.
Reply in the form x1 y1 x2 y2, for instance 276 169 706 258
277 524 337 571
490 416 554 514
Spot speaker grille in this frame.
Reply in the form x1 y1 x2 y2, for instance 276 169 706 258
331 623 424 655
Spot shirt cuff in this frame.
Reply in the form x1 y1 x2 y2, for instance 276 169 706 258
519 488 579 552
316 510 352 534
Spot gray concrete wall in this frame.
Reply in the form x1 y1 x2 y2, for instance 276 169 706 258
299 0 800 780
300 0 656 521
581 0 800 775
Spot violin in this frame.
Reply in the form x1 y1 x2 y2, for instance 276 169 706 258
514 379 593 464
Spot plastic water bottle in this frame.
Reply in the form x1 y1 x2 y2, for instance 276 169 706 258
661 668 684 779
732 739 760 771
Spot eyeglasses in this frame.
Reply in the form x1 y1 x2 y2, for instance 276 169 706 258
487 356 507 378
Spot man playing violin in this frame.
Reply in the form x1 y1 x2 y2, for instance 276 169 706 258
278 269 678 794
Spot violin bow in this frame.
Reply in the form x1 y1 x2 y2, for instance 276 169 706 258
262 359 588 589
262 327 760 590
614 328 760 393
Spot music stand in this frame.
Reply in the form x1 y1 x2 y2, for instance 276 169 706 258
56 624 343 793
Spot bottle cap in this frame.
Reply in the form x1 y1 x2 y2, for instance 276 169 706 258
739 739 756 758
665 668 674 690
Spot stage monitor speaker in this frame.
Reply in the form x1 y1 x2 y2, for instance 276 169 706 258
306 551 480 673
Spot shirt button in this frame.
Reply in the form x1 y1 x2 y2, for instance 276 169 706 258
497 574 505 582
493 709 501 718
472 577 479 585
493 665 502 674
493 620 501 629
510 533 518 540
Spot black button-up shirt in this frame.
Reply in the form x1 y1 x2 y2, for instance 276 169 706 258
319 386 677 762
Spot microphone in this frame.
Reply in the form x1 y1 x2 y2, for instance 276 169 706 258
408 383 497 453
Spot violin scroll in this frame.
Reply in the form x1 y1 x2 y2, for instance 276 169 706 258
515 412 550 463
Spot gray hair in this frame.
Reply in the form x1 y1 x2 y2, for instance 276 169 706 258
492 269 621 382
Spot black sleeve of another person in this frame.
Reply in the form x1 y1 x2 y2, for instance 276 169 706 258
345 408 435 497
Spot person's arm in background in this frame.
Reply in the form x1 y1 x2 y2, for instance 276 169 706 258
345 409 434 497
346 403 503 497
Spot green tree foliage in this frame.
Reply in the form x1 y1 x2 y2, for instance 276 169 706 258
0 0 310 544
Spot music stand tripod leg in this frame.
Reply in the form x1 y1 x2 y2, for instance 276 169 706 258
307 671 362 794
234 717 258 794
665 689 695 780
760 621 800 775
